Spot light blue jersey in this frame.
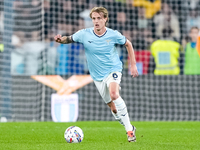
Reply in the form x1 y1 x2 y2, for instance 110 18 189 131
72 27 126 81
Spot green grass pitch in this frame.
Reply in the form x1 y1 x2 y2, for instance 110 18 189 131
0 121 199 150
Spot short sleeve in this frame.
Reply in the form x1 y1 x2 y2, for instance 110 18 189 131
72 29 85 43
115 30 126 45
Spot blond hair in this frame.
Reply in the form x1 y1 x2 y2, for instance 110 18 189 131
89 7 109 25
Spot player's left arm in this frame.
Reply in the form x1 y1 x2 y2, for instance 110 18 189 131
124 39 139 78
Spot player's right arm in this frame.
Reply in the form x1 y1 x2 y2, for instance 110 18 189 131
54 34 74 44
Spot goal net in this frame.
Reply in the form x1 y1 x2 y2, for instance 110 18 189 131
0 0 200 122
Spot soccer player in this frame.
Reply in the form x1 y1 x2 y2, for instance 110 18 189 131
54 7 138 142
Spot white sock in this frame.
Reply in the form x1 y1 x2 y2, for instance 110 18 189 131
111 111 124 125
112 97 133 132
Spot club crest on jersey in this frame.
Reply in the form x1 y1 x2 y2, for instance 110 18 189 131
106 39 112 45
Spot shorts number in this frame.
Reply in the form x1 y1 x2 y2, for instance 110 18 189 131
112 73 118 80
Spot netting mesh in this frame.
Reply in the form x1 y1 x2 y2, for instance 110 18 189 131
0 0 200 121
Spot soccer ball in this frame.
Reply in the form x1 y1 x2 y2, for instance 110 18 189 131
64 126 84 143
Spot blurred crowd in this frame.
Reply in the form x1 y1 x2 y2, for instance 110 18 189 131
1 0 199 75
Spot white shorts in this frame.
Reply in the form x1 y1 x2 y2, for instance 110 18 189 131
94 72 122 104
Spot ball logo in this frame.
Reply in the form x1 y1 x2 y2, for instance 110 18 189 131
74 130 82 142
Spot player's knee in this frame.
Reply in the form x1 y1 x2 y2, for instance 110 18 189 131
110 91 119 100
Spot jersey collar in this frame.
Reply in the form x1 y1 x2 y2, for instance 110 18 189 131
93 28 107 38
